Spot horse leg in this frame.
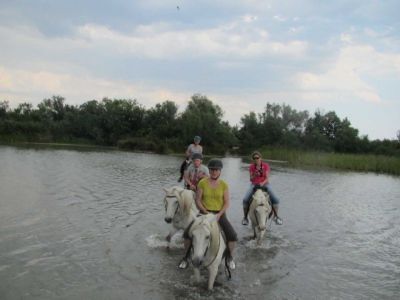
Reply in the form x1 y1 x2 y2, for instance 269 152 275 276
194 267 201 283
166 227 178 245
207 263 218 290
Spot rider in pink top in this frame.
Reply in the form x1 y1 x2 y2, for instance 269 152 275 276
242 151 283 226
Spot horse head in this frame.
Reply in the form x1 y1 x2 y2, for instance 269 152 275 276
163 186 184 223
189 214 216 267
250 189 272 238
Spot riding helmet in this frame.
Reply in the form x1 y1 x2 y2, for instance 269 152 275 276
207 159 223 170
194 135 201 142
191 153 203 160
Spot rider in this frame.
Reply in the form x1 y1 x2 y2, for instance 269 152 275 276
242 151 283 226
178 136 203 182
183 153 209 191
179 159 237 270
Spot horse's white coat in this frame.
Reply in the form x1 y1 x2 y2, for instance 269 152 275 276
163 186 198 243
188 214 226 290
249 189 272 245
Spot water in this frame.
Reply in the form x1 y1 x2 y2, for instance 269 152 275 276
0 145 399 300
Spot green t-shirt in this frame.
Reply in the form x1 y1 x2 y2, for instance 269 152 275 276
197 178 228 211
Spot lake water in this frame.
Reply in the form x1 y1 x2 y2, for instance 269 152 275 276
0 145 399 300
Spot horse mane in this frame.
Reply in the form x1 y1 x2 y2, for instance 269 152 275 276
177 189 197 216
163 186 197 216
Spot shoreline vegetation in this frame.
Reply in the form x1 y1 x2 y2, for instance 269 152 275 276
1 95 399 175
258 147 400 176
2 141 399 176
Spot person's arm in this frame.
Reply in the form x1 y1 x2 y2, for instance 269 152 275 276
185 144 192 157
199 165 209 179
249 165 256 181
260 163 270 185
183 169 192 187
195 187 208 214
216 187 229 221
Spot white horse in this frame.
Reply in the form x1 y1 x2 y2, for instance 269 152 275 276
163 186 198 243
187 214 226 290
248 189 272 245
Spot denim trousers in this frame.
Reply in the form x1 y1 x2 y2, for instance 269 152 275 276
242 183 279 206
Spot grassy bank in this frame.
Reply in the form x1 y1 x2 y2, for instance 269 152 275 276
258 147 400 175
2 140 399 175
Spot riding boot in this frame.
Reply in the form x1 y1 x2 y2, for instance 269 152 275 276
242 205 249 225
243 204 249 220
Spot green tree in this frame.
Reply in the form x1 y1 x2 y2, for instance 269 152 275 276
179 94 235 154
144 100 179 139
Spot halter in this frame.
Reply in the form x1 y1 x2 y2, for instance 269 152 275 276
253 202 265 228
164 195 180 217
251 189 272 228
188 219 220 268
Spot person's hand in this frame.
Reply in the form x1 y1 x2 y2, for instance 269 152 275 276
215 212 222 221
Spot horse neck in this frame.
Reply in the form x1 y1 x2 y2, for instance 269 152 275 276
204 221 224 263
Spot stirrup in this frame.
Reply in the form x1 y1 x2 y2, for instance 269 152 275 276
242 218 249 226
178 258 188 269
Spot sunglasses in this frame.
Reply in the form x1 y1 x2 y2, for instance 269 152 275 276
253 156 260 160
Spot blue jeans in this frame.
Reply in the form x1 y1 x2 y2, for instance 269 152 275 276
242 183 280 206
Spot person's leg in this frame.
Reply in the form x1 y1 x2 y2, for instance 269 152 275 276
264 184 282 225
218 214 237 269
242 185 254 224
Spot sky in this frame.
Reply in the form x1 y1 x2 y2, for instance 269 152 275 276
0 0 399 140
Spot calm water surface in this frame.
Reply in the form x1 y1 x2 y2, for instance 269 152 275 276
0 145 399 299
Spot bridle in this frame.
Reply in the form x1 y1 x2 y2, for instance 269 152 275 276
253 202 266 228
164 195 180 217
189 221 220 268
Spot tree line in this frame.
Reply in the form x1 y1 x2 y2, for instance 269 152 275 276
0 94 399 157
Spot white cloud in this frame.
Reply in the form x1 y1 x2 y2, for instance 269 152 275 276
76 21 307 59
295 42 400 104
0 66 188 108
241 14 258 23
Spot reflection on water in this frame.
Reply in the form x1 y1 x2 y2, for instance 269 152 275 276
0 145 399 300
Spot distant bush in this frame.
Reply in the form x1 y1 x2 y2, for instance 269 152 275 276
117 137 168 154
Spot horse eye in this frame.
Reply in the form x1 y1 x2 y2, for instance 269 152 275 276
206 236 210 240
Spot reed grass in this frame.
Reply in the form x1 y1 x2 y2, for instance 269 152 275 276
258 147 400 176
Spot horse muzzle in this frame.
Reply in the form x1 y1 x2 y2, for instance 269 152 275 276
164 217 172 223
258 225 266 231
192 257 203 267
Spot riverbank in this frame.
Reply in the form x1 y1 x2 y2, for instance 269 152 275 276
258 147 400 176
1 142 399 176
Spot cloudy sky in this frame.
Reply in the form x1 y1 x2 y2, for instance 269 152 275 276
1 0 399 140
